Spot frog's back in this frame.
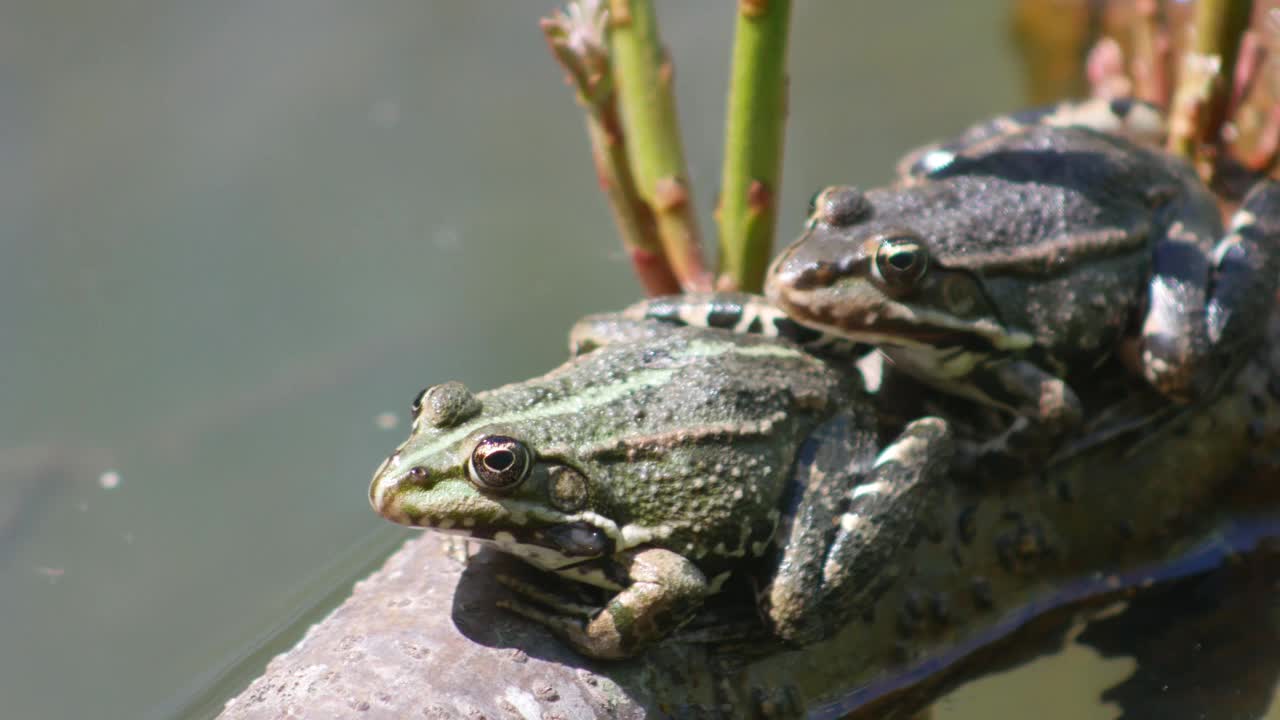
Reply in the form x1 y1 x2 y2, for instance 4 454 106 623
890 125 1207 273
510 327 860 563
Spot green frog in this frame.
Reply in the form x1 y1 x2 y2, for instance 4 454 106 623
369 314 953 659
766 102 1280 433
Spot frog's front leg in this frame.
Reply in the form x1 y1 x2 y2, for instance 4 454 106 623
1140 179 1280 400
887 347 1083 437
764 416 953 645
949 357 1084 437
498 547 709 659
1204 180 1280 370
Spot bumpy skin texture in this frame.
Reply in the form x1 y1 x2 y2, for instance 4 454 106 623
370 317 951 658
768 108 1280 428
895 97 1166 180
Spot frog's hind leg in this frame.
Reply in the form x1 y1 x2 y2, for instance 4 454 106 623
1139 179 1280 400
763 416 953 645
1204 179 1280 376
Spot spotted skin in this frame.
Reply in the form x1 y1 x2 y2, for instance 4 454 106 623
767 99 1280 440
370 317 952 658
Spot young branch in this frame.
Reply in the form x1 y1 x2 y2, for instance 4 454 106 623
716 0 792 292
608 0 712 291
542 2 681 295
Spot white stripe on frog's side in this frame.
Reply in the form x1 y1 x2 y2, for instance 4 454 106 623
393 337 815 472
681 339 816 360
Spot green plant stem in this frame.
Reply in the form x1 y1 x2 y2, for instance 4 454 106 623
540 11 680 295
716 0 791 293
1166 0 1253 175
584 103 680 294
608 0 711 291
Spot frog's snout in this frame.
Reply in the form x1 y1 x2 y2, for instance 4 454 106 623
368 454 424 518
767 250 840 296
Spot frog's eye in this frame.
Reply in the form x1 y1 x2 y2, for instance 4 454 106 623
872 234 929 290
468 435 532 491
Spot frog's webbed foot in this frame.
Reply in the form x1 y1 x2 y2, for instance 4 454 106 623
764 416 953 645
983 360 1083 433
1140 179 1280 401
904 358 1079 475
951 359 1082 457
497 548 708 660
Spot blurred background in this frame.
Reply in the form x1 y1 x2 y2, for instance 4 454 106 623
3 2 1218 718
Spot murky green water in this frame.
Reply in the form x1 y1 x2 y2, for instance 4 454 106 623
1 3 1272 718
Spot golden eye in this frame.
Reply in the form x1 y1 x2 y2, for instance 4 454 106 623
873 233 929 289
468 436 532 491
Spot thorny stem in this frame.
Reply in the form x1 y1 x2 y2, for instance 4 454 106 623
541 4 680 295
716 0 792 293
608 0 712 292
1234 8 1280 176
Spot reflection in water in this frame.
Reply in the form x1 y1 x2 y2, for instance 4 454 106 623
1077 544 1280 720
926 527 1280 720
0 445 115 566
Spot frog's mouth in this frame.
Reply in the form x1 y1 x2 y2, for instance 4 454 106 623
768 280 1033 357
373 470 618 568
461 521 616 570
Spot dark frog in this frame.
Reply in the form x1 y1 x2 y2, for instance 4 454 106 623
767 101 1280 436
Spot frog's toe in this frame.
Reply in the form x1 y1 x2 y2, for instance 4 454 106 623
495 573 599 618
987 361 1083 431
1139 332 1201 402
